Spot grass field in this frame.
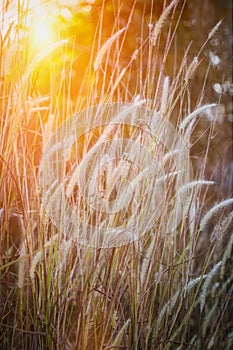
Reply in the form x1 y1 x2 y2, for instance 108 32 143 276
0 0 232 349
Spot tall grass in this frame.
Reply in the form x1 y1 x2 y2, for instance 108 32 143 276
0 0 232 349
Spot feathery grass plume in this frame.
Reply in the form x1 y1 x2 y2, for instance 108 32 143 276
200 199 233 232
29 250 43 283
106 67 127 101
221 229 233 278
179 103 217 131
200 261 222 312
30 235 58 284
161 149 183 165
150 0 179 46
65 165 81 198
105 161 129 200
17 242 27 289
185 274 207 293
23 39 69 82
58 238 73 277
94 27 126 72
184 56 199 83
157 274 207 325
198 20 223 59
81 106 129 152
43 113 55 152
109 319 131 348
178 180 215 194
131 48 139 61
208 20 223 40
39 203 50 233
160 76 170 115
44 181 65 218
188 197 196 236
210 211 233 242
141 236 156 284
156 290 179 325
156 170 181 184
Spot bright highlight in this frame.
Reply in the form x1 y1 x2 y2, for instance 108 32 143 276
31 18 55 48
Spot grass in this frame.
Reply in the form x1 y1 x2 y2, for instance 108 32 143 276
0 0 232 349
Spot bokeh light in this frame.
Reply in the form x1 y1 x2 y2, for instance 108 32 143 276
31 16 55 48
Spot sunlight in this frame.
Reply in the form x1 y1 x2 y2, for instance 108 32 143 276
31 17 55 48
0 0 57 48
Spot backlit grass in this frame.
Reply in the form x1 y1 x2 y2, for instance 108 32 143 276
0 1 232 349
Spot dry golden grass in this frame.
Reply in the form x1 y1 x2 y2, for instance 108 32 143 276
0 1 232 349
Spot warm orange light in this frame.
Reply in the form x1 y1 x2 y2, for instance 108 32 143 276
31 16 55 48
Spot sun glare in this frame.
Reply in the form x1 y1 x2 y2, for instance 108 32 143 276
31 17 55 48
